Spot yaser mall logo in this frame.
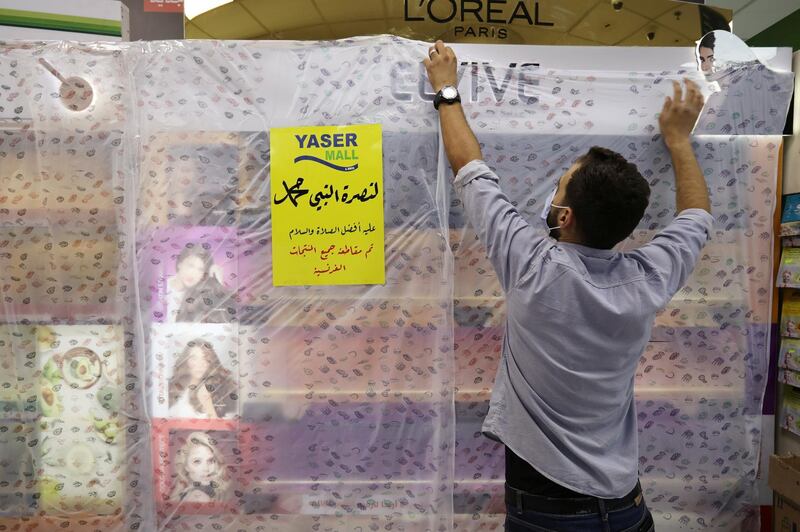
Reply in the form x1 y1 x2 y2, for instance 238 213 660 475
404 0 554 39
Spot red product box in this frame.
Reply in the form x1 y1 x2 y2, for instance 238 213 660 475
152 418 242 517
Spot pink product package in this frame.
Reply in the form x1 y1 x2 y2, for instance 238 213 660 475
140 226 239 323
236 232 271 307
452 229 504 300
454 326 504 392
238 401 446 499
238 325 443 399
636 327 751 389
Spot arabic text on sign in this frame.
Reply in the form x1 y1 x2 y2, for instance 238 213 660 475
273 178 380 211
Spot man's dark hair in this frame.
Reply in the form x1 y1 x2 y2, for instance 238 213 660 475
565 146 650 249
699 32 715 51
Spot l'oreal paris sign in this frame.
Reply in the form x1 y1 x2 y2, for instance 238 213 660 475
404 0 554 39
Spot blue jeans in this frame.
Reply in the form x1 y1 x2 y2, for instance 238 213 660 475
505 497 655 532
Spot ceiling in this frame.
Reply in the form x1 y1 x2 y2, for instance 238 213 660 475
711 0 800 41
185 0 733 46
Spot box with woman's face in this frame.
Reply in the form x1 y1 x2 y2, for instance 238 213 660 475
152 419 240 516
139 226 238 324
150 323 238 420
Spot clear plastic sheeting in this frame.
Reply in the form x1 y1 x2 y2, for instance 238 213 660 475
0 35 791 531
450 134 778 531
694 30 794 136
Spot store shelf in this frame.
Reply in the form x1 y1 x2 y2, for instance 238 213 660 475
235 384 748 407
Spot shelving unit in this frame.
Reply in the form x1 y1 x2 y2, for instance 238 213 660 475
0 112 131 524
775 54 800 461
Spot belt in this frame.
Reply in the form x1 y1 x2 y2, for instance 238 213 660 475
505 481 644 516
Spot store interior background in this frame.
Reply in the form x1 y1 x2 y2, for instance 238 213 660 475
172 0 800 472
1 0 800 530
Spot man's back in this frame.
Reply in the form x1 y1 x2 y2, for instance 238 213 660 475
481 208 714 498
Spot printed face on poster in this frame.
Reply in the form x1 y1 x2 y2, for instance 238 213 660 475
151 420 238 515
270 124 385 286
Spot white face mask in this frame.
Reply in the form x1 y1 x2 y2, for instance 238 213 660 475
540 185 568 231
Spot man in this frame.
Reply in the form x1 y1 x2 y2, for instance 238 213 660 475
424 40 711 531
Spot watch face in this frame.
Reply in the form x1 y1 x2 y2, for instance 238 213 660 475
442 86 458 99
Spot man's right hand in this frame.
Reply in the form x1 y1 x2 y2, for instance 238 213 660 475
658 79 704 149
423 40 458 92
421 40 482 174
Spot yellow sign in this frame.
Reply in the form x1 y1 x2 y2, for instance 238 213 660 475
270 124 384 286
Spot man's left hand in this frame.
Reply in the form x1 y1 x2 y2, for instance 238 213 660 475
658 79 704 149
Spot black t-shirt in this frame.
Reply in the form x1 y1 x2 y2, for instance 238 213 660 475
505 447 588 498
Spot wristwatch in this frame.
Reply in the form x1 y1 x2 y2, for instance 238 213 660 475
434 85 461 110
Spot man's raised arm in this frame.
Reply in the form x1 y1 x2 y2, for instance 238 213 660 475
629 79 713 304
423 40 545 292
423 40 482 174
659 79 711 214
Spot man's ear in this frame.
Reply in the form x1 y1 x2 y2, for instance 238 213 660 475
560 207 574 228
